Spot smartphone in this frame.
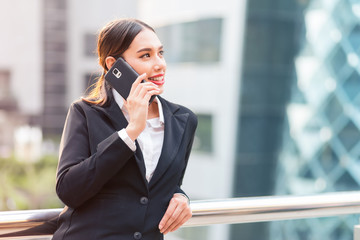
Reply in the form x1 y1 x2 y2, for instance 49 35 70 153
105 57 156 103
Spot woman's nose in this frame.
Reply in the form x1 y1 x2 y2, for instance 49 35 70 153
154 56 166 71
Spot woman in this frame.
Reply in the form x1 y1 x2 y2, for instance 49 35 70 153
52 18 198 240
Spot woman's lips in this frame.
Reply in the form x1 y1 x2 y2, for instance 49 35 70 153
148 75 165 85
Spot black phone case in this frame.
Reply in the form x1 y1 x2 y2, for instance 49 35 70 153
105 58 138 100
105 58 156 103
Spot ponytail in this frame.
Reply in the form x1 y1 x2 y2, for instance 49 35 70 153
82 72 108 105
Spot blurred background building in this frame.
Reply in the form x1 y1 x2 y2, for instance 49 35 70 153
1 0 360 239
272 0 360 239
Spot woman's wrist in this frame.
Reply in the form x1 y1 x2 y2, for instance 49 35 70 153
173 193 190 205
125 123 142 141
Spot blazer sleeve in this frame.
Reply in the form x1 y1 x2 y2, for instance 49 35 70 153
174 112 198 197
56 102 134 209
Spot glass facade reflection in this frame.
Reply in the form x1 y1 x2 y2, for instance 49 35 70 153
156 18 223 63
272 0 360 239
231 0 305 238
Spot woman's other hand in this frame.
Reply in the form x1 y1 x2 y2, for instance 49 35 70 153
158 194 192 234
125 73 159 141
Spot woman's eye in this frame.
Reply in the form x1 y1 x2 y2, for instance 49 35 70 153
159 50 164 56
140 53 150 58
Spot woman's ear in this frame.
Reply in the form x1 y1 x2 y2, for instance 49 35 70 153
105 56 116 70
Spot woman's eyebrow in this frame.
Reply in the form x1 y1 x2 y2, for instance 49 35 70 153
136 45 163 53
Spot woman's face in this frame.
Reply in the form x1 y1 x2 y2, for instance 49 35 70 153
122 28 166 94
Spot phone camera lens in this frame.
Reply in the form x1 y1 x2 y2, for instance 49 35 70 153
112 68 122 78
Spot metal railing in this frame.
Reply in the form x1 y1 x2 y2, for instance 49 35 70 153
1 191 360 239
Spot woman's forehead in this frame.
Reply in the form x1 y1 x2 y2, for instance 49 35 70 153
128 29 163 51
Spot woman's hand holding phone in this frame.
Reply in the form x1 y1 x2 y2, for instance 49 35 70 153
125 73 160 141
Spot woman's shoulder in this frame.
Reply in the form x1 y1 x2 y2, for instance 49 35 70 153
68 98 89 110
66 98 98 116
70 97 107 109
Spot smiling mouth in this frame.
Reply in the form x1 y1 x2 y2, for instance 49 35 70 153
148 76 165 85
148 76 163 81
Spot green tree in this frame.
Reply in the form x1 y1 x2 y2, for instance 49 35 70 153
0 155 62 210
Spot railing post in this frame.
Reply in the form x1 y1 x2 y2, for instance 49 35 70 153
354 223 360 240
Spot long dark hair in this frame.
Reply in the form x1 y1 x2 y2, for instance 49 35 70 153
83 18 155 105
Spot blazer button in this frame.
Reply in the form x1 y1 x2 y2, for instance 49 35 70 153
134 232 142 239
140 197 149 205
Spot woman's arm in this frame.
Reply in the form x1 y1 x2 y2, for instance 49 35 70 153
56 102 134 209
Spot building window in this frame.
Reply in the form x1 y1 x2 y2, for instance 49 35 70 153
156 18 223 63
84 33 97 57
193 114 213 153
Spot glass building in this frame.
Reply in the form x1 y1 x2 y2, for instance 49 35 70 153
271 0 360 239
231 0 306 239
229 0 360 239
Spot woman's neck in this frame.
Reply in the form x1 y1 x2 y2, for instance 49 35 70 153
147 101 159 119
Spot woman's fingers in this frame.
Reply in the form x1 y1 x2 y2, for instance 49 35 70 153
129 74 159 102
136 84 160 101
159 194 192 234
129 73 147 96
164 210 191 234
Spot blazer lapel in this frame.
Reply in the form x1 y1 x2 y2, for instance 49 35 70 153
91 98 148 186
149 98 189 188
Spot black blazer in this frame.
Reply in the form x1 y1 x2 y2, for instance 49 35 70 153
52 93 197 240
